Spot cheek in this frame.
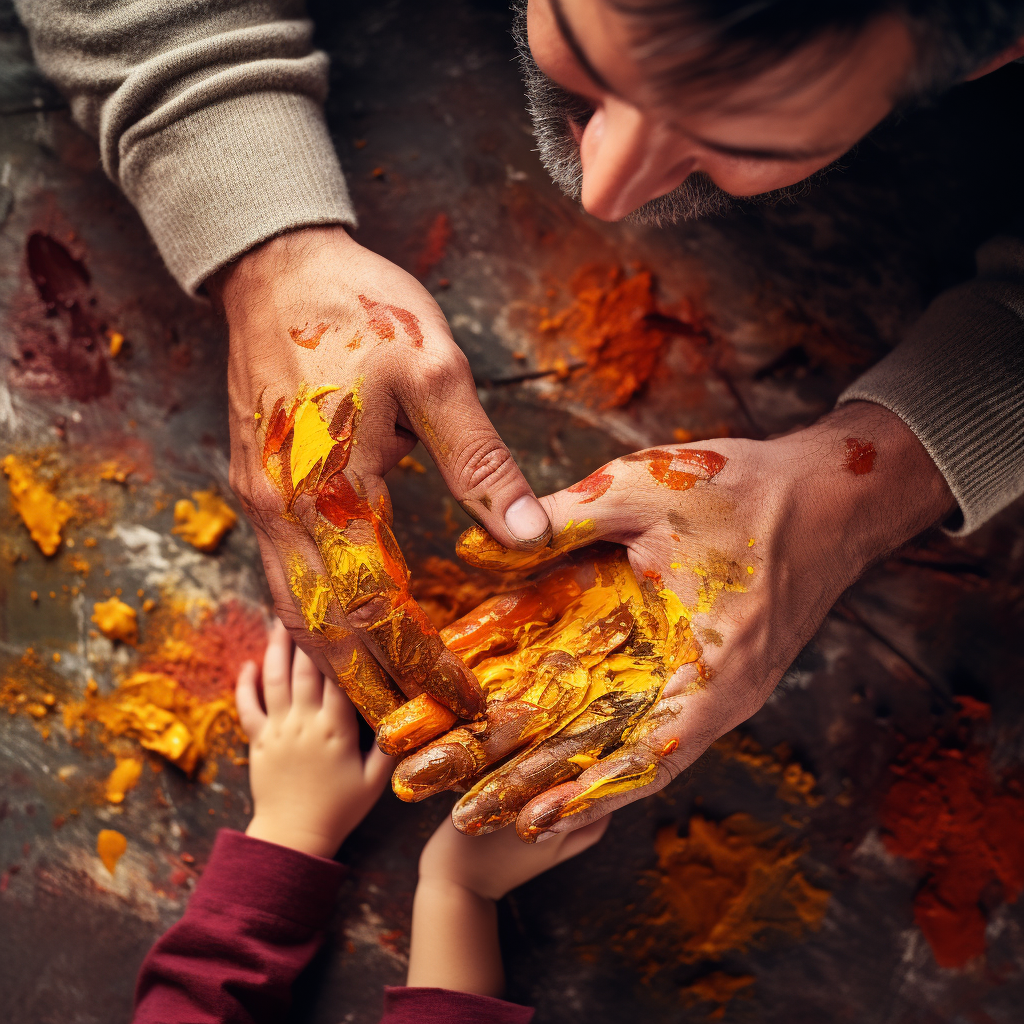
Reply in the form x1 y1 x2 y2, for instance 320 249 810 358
703 157 830 197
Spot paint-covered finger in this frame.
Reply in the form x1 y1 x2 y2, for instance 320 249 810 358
404 355 551 548
451 688 659 835
533 447 731 553
312 473 484 718
376 693 458 756
515 689 714 842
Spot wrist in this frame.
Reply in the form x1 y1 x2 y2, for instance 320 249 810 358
774 401 955 568
210 225 361 314
245 815 343 859
416 874 500 907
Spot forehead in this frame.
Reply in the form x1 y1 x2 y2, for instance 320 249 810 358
538 0 916 119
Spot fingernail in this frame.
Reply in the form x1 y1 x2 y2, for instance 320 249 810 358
533 829 556 843
504 495 550 545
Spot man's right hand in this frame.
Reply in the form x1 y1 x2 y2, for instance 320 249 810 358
215 226 551 725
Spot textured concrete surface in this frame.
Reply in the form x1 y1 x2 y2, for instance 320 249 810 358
2 2 1023 1022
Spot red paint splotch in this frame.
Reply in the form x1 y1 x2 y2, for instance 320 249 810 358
843 437 875 475
10 232 111 401
880 697 1024 969
623 448 727 491
414 213 452 280
289 322 331 350
567 468 614 504
358 295 424 348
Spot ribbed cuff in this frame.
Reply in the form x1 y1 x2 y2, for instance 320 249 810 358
382 986 536 1023
192 829 345 931
118 90 356 294
838 272 1024 535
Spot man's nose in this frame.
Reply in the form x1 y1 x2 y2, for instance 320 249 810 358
578 99 696 221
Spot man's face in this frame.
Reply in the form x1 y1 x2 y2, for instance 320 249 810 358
524 0 917 223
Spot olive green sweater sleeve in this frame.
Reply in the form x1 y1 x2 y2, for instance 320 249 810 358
12 0 356 294
838 234 1024 534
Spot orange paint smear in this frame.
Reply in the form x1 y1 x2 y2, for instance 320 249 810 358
567 468 614 504
289 322 331 349
358 295 424 348
625 448 727 491
638 814 829 964
414 212 452 279
880 697 1024 968
842 437 875 475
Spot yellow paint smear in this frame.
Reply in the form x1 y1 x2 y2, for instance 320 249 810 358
172 491 238 552
2 454 73 556
92 597 138 645
286 553 333 633
105 756 143 803
456 519 596 572
97 829 127 874
289 386 341 494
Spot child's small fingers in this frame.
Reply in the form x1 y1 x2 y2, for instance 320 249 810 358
321 674 359 733
362 743 398 796
556 813 612 862
290 645 324 709
235 662 266 739
262 620 293 717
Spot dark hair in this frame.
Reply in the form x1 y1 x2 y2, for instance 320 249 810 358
605 0 1024 103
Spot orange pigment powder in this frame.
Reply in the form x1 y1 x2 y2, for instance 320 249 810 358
880 697 1024 968
680 972 755 1020
643 814 829 962
536 265 705 409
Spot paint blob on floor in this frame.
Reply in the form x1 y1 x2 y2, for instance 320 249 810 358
172 490 238 552
97 829 128 875
92 597 139 645
3 454 74 556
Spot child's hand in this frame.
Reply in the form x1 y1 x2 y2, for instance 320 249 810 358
236 621 395 858
418 813 611 901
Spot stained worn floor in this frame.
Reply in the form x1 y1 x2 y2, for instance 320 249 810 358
2 2 1024 1022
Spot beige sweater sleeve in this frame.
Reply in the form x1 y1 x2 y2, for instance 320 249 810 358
839 233 1024 534
13 0 356 294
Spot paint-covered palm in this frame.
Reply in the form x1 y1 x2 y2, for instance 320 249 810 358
218 225 552 725
383 401 953 840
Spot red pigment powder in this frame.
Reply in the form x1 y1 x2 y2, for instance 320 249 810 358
880 697 1024 968
842 437 875 475
414 213 452 279
358 295 424 348
139 600 268 702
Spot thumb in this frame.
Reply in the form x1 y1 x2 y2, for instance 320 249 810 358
405 351 550 548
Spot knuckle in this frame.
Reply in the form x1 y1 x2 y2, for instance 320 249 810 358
453 432 518 494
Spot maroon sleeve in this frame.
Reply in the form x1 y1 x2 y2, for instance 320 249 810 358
133 829 345 1024
381 986 535 1023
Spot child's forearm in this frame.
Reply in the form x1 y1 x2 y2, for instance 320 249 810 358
407 878 505 997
